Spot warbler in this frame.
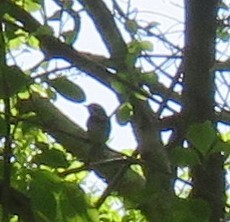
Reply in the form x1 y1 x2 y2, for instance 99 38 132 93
86 103 111 160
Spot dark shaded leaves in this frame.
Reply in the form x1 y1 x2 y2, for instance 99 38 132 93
48 77 85 102
33 148 70 168
187 121 216 155
0 66 29 99
170 147 200 166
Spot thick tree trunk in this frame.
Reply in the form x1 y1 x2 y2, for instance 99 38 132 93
184 0 216 120
183 0 225 221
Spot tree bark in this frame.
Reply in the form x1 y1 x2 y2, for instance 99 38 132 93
183 0 225 221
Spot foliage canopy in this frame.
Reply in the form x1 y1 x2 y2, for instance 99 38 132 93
0 0 229 221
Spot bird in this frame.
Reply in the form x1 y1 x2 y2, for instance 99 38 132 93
86 103 111 161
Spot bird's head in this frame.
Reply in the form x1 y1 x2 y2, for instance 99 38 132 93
86 103 107 117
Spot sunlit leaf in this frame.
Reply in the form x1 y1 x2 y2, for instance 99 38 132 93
116 102 133 125
139 41 153 51
128 40 141 54
23 0 41 11
8 29 27 49
111 80 130 97
133 90 148 100
18 90 30 99
126 40 153 66
27 35 40 48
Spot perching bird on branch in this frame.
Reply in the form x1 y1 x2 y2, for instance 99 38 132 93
86 103 111 161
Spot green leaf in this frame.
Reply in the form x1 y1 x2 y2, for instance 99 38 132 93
35 142 49 151
27 35 40 48
30 170 96 222
62 30 78 45
125 20 138 34
125 53 137 67
0 117 8 137
188 199 211 222
140 71 158 86
126 43 139 65
217 27 230 42
49 77 85 103
34 25 53 36
187 121 216 155
126 40 153 67
5 23 19 41
117 71 132 81
212 140 230 154
58 183 98 222
139 41 153 51
170 147 200 166
127 40 141 54
23 0 41 11
29 169 62 221
48 10 62 21
111 80 130 98
133 90 148 100
123 209 146 222
7 29 29 49
33 148 70 168
0 66 29 99
116 102 133 125
63 0 73 9
170 198 210 222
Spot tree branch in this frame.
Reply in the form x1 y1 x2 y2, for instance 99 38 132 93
78 0 127 66
18 94 146 206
